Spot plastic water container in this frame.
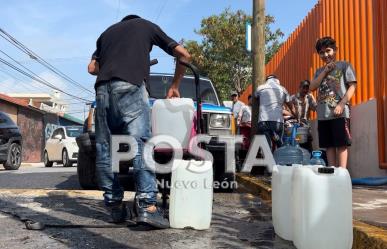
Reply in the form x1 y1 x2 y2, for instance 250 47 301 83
273 141 303 166
296 144 311 165
284 125 310 144
292 166 353 249
151 98 195 149
274 126 303 166
169 159 213 230
309 150 326 166
272 164 302 241
295 126 309 144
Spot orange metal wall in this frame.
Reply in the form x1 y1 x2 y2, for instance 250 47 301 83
240 0 387 167
373 0 387 168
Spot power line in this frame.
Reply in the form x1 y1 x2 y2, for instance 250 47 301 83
0 66 42 92
0 28 94 95
17 56 90 64
0 28 93 95
63 102 90 105
0 49 66 92
0 56 92 102
0 49 92 102
66 110 86 114
116 0 121 21
154 0 169 22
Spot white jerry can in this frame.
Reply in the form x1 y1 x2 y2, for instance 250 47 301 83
292 166 353 249
271 164 302 241
169 159 213 230
151 98 195 150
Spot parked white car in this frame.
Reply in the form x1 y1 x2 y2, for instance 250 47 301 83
44 126 83 167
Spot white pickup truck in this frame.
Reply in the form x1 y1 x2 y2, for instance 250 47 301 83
76 71 237 191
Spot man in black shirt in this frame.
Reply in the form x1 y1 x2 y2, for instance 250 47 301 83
88 15 191 229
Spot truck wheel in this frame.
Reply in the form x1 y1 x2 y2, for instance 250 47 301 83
77 148 98 189
44 151 53 167
3 143 22 170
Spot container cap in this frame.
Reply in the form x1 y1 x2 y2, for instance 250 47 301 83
318 167 334 174
312 150 322 157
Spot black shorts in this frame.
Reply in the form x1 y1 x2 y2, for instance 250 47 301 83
318 118 352 148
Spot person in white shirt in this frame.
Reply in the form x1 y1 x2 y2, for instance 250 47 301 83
237 95 252 156
231 91 245 118
255 75 295 151
231 91 245 133
238 95 252 127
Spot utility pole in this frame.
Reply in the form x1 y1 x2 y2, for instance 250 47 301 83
251 0 265 135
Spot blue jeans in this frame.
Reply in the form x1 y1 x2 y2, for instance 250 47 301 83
95 80 157 207
257 121 284 151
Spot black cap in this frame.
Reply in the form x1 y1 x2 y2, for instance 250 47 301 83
300 80 310 87
121 15 141 22
266 75 277 81
318 167 334 174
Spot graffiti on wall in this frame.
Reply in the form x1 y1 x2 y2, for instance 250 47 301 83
45 123 59 141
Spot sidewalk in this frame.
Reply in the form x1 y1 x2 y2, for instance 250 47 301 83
20 162 44 167
237 173 387 249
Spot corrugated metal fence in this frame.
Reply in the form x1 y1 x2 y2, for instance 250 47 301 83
240 0 387 168
373 0 387 168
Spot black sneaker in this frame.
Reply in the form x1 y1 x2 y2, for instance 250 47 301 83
135 205 169 229
108 202 128 223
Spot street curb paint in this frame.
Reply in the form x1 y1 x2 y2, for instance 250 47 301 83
236 174 271 201
352 220 387 249
236 173 387 249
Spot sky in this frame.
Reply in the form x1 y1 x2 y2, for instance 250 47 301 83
0 0 318 120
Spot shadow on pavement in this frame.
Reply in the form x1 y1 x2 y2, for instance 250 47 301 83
208 193 295 249
0 195 136 248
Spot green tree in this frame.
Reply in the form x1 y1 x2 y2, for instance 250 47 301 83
184 9 284 101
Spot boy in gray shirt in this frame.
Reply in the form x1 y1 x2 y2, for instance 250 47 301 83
310 36 357 168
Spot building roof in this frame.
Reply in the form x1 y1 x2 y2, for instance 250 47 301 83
0 93 29 107
7 92 68 105
0 93 46 114
62 113 84 125
0 93 83 124
7 93 52 98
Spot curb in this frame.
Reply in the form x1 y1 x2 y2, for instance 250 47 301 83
236 173 387 249
20 163 42 167
353 220 387 249
236 174 271 201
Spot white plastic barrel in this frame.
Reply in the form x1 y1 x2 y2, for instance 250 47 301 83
151 98 195 150
169 159 213 230
272 164 301 241
292 166 353 249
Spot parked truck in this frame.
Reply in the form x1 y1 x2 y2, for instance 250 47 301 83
76 71 238 191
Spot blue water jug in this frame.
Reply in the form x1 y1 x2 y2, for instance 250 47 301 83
296 142 311 165
309 150 326 166
273 126 303 166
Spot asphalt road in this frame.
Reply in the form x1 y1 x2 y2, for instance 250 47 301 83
0 163 295 249
0 163 81 189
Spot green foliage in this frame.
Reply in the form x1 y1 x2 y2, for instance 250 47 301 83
184 8 284 101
